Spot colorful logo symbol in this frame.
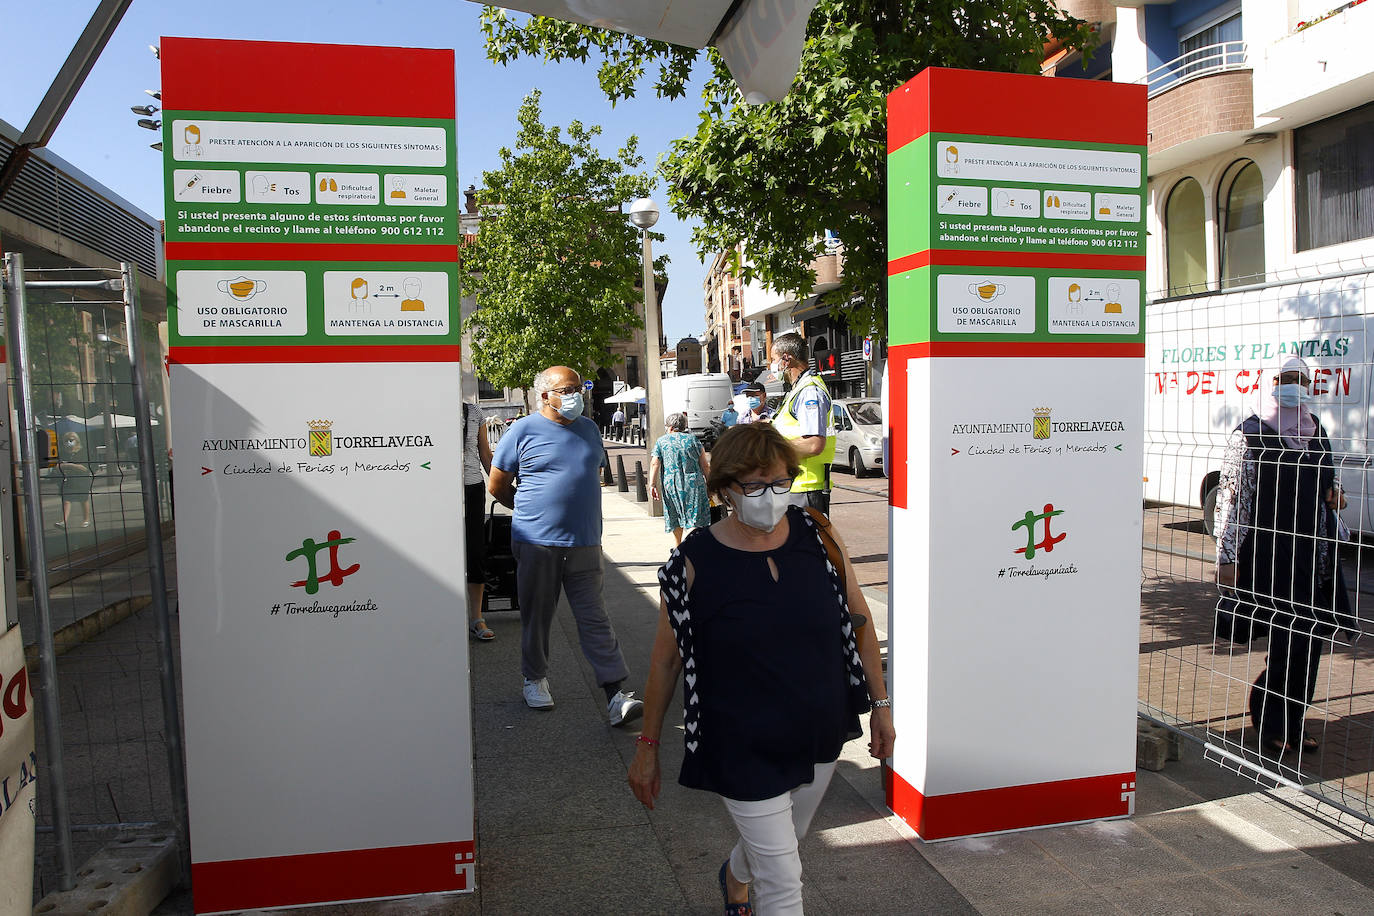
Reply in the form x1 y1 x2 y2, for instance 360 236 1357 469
308 419 333 457
285 529 360 594
1033 407 1052 440
1011 504 1065 559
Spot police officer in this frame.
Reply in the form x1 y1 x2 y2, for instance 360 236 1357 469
769 332 836 515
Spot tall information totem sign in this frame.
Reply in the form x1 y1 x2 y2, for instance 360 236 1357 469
161 38 473 911
885 69 1146 840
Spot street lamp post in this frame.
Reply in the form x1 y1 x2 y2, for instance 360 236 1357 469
628 197 664 517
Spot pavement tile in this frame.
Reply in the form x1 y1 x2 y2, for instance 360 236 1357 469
806 824 979 916
478 825 687 915
1212 857 1374 914
1029 819 1199 888
477 742 649 840
472 696 609 760
1135 804 1299 870
1102 873 1254 916
1133 767 1207 816
972 887 1124 916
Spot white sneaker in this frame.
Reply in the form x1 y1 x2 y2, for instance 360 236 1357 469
523 677 554 710
607 689 643 727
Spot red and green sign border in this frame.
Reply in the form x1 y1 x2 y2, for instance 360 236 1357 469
161 37 459 369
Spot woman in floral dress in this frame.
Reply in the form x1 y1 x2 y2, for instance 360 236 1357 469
649 412 710 545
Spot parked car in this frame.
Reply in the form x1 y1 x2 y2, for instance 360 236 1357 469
832 399 883 477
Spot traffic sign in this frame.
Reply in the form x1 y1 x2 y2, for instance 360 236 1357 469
863 336 873 360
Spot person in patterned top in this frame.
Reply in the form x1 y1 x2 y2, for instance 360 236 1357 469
1214 356 1353 757
628 423 893 915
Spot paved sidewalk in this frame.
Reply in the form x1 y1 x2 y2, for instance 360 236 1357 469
152 484 1374 916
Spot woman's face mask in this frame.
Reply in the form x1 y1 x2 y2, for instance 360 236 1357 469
1274 383 1311 408
729 487 790 532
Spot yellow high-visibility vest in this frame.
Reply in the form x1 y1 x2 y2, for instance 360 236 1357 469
773 372 836 492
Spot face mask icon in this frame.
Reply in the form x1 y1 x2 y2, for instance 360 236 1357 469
968 281 1006 301
217 277 267 300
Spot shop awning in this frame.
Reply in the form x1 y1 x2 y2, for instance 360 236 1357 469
604 386 647 404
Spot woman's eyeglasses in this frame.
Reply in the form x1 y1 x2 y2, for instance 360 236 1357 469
736 476 796 497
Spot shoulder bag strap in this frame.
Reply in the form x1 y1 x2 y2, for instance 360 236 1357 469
804 506 846 596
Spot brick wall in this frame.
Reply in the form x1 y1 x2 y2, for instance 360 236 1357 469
1148 70 1254 156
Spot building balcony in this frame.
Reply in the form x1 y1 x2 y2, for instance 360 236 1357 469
1253 1 1374 130
1142 43 1253 176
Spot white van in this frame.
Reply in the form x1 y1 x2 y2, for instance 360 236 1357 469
660 372 735 437
1145 270 1373 534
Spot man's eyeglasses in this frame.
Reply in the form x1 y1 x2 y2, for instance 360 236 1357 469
548 385 582 397
736 476 796 497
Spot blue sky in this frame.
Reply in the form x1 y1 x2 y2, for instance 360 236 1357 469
0 0 711 345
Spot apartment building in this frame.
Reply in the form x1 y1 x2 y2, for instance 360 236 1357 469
702 245 753 379
726 235 877 397
1051 0 1373 291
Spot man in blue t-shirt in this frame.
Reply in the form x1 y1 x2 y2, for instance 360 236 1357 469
489 365 643 726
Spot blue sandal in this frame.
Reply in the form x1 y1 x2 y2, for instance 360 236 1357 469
718 860 752 916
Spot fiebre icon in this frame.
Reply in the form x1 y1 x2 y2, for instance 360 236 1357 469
308 419 333 457
217 276 267 301
1032 407 1052 440
968 280 1006 302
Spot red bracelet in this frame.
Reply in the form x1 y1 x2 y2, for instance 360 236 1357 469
636 736 660 747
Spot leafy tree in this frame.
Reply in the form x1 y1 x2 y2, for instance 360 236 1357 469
482 1 1093 334
461 90 660 392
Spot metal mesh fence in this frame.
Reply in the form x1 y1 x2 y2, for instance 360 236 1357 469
3 262 179 900
1141 258 1374 826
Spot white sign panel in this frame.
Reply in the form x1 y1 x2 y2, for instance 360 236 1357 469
322 271 451 335
1047 276 1141 335
173 361 472 869
171 119 447 167
893 356 1141 798
175 270 310 337
935 273 1036 334
0 625 36 913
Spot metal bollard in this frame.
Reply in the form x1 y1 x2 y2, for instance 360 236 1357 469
602 451 614 486
616 455 629 492
634 461 649 502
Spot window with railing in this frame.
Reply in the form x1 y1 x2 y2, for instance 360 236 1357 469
1180 13 1243 70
